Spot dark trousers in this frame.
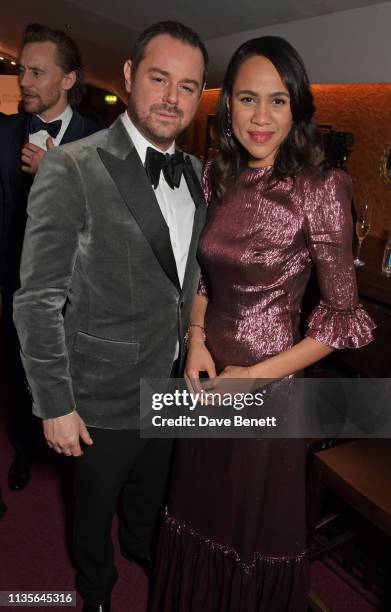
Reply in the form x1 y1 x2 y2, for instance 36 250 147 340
1 288 34 452
73 428 173 605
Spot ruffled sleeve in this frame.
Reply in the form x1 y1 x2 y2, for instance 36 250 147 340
307 301 375 349
303 170 376 349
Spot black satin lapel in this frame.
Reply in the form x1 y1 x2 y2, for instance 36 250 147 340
98 146 180 290
181 156 207 294
183 156 207 209
24 115 31 142
60 110 82 144
181 190 207 296
10 116 32 196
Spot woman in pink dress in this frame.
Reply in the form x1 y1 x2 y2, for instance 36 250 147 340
150 36 374 611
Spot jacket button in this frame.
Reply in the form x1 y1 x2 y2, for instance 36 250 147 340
179 301 184 310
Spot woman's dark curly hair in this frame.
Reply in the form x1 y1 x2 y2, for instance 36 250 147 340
210 36 321 200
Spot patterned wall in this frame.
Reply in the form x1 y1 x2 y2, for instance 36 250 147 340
182 85 391 238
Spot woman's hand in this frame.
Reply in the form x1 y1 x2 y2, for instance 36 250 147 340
203 364 257 395
218 365 254 379
185 340 216 393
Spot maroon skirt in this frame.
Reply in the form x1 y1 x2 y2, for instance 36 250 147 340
150 438 309 611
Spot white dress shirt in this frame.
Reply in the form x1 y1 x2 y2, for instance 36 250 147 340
29 105 73 149
121 111 195 288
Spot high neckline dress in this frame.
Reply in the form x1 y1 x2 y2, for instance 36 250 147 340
150 165 375 612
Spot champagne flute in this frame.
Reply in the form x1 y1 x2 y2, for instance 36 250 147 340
354 203 371 267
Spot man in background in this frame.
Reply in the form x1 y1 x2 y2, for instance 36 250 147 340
0 23 99 492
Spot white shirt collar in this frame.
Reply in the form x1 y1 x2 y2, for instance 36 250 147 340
121 111 175 163
37 104 73 127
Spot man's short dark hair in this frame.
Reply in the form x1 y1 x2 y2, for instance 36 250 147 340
22 23 85 105
131 21 209 85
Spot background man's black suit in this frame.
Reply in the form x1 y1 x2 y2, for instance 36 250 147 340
0 109 99 470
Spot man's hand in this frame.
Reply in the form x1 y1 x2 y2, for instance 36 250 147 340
21 137 54 174
43 411 93 457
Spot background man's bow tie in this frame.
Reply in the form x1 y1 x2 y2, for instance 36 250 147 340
145 147 184 190
29 116 62 139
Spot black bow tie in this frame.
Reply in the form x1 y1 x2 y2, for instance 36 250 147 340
29 116 62 138
145 147 184 190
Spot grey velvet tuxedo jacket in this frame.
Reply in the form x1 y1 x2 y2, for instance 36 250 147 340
13 117 207 429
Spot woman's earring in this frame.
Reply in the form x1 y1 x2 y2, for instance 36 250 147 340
225 112 232 138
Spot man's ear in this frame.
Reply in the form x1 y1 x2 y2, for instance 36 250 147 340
124 59 132 94
62 70 76 92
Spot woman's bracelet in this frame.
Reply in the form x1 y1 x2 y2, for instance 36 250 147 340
184 323 206 346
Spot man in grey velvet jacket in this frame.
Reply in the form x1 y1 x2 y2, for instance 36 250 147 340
1 23 100 494
14 21 208 612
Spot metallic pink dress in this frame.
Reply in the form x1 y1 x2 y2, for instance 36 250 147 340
151 166 375 611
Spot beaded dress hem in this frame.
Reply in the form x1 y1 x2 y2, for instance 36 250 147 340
150 508 310 612
164 510 308 573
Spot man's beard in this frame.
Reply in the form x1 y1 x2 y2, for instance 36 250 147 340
129 102 184 146
20 89 61 116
